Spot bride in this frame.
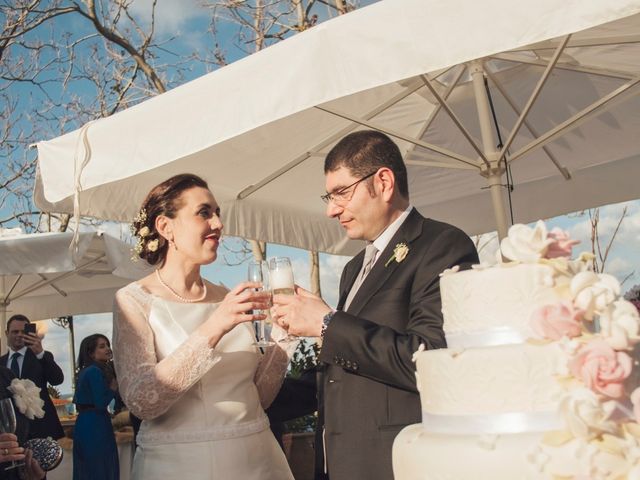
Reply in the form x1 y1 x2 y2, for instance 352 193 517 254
113 174 296 479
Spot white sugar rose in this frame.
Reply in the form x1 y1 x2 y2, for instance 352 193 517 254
570 271 621 321
600 300 640 350
499 221 553 263
560 388 617 439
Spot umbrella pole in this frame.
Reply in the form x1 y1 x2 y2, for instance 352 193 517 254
0 302 6 354
470 60 509 240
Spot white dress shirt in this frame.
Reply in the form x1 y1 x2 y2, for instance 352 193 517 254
6 346 45 376
370 205 414 266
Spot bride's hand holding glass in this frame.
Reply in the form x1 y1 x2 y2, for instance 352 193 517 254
201 282 271 339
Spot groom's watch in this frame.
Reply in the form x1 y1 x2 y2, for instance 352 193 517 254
321 310 336 339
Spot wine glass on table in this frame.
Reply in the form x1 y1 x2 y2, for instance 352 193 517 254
0 398 23 470
248 260 275 347
269 257 297 339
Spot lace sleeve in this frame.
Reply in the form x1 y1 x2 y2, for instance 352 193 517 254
254 324 299 409
113 284 222 420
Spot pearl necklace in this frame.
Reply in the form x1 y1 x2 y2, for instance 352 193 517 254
155 269 207 303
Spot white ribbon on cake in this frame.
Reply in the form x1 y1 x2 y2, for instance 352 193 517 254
422 411 564 435
445 326 528 349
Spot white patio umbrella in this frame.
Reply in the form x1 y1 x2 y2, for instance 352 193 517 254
0 228 151 338
34 0 640 255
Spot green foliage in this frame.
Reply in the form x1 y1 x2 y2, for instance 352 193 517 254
47 385 61 399
283 340 319 433
288 340 319 379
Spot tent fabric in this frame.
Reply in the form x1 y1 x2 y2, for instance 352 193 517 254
35 0 640 255
0 229 151 322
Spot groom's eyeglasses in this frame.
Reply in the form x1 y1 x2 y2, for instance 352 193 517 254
320 171 377 206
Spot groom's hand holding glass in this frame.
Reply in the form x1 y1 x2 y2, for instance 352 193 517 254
271 285 332 337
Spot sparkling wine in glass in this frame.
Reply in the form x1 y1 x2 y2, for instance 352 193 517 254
0 398 23 470
248 260 275 347
269 257 297 339
269 257 295 296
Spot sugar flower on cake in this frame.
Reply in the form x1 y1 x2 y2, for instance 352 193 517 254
7 378 45 420
439 265 460 277
568 339 632 399
599 299 640 351
570 271 621 321
546 227 580 259
560 388 618 439
530 301 584 340
498 220 554 263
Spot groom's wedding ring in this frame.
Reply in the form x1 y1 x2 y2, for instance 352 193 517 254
3 448 8 455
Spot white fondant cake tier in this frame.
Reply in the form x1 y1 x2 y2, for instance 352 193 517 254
440 264 562 339
392 425 628 480
417 342 567 417
394 221 640 480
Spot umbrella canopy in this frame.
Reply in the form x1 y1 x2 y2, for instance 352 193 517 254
0 228 151 324
34 0 640 255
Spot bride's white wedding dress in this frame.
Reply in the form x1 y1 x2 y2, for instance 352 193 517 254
113 282 296 479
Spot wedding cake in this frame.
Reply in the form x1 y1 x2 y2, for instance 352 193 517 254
393 221 640 479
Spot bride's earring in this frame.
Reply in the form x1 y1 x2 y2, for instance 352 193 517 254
170 236 177 250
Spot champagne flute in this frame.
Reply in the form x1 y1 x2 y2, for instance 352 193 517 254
0 398 23 470
269 257 297 339
248 260 275 347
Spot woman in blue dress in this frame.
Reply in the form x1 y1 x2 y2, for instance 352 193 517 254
73 334 119 480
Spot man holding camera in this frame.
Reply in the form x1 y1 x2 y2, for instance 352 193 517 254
2 314 65 440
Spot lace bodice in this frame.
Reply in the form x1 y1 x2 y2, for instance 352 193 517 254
113 282 298 445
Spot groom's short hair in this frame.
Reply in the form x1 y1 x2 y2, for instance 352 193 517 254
324 130 409 199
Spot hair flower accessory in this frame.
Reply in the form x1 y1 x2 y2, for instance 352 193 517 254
385 243 409 267
146 239 159 252
8 378 45 420
138 226 150 238
133 208 147 225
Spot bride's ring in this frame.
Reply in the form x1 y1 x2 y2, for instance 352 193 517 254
3 448 8 455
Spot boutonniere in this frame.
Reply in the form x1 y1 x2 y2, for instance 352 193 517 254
385 243 409 267
8 378 45 420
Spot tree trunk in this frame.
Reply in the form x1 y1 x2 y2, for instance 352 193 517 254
310 251 321 297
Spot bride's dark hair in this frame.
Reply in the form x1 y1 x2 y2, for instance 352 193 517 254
131 173 209 266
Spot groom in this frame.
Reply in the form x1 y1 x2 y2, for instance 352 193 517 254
272 130 479 480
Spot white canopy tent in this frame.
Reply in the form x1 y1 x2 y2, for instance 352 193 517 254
34 0 640 255
0 228 151 341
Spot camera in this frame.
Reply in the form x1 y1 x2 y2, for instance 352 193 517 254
23 323 37 336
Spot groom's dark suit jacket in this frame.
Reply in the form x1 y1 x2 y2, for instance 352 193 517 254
316 209 479 480
0 349 65 440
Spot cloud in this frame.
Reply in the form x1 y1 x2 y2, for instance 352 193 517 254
320 254 351 308
128 0 207 35
473 233 499 264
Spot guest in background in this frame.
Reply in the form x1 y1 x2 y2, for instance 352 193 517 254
1 315 65 440
73 334 119 480
0 365 46 480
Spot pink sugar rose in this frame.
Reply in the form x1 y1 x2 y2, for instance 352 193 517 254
569 340 633 398
530 302 584 340
632 388 640 424
546 227 580 259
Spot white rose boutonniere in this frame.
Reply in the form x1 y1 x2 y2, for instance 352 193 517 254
385 243 409 267
7 378 45 420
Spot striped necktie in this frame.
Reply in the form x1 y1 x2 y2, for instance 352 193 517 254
344 244 378 311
